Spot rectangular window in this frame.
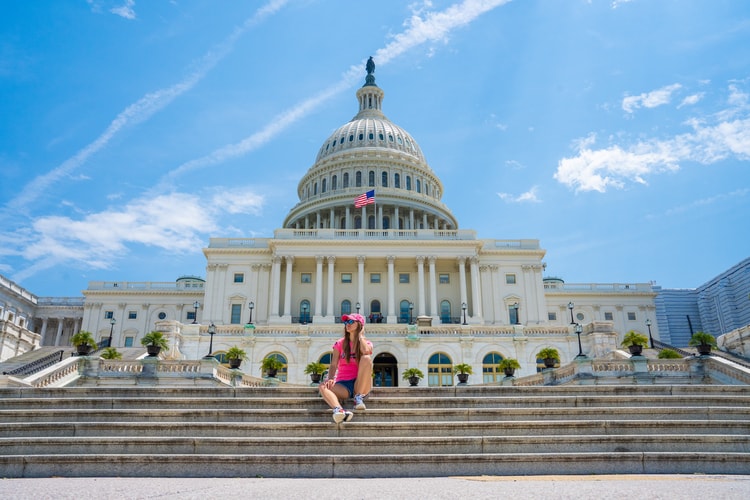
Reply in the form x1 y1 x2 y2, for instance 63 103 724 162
439 273 450 284
104 311 114 319
604 312 614 321
399 273 410 284
370 273 381 284
548 312 557 321
301 273 312 283
231 304 242 324
627 312 637 321
187 311 196 321
124 337 134 347
506 274 516 284
128 311 137 320
233 273 244 283
341 273 352 284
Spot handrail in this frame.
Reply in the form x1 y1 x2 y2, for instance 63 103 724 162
652 339 694 357
2 350 64 375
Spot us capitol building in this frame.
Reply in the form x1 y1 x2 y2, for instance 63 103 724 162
3 59 748 385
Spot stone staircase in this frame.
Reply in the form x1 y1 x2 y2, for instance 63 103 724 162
0 384 749 478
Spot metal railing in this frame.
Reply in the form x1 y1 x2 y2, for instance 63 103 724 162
2 350 64 376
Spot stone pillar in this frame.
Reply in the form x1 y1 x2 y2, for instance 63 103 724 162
470 257 483 322
357 256 366 314
387 256 396 324
458 257 468 320
314 256 324 320
54 318 64 346
270 256 282 321
326 256 335 321
40 318 49 345
283 257 294 320
416 256 426 317
428 256 438 322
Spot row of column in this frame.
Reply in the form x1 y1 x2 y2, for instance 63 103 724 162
294 204 450 231
269 255 482 323
38 317 82 346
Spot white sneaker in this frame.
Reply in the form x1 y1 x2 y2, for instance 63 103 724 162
353 393 366 410
332 407 353 423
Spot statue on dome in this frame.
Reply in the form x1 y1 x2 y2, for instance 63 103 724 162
366 56 375 75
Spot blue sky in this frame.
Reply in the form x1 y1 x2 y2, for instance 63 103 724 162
1 0 748 298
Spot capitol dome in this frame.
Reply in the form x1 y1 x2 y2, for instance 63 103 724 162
282 58 458 231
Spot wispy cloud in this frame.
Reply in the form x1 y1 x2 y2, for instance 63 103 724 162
161 0 512 182
622 83 682 114
10 188 264 282
647 188 749 218
555 83 750 193
110 0 136 20
498 186 541 203
3 0 289 215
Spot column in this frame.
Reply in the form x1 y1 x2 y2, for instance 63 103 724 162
345 206 351 229
387 256 396 323
428 256 438 322
378 205 383 230
458 257 468 316
270 256 282 320
314 256 324 319
54 318 64 346
489 265 500 324
394 206 399 230
40 318 49 346
409 209 414 229
329 208 335 229
416 256 426 317
316 211 321 229
422 213 428 229
357 256 366 313
470 257 483 321
283 256 294 319
326 256 335 319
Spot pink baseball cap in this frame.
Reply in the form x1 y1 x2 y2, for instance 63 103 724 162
341 313 365 324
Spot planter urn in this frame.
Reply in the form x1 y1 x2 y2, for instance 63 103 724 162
310 373 322 384
76 344 92 356
696 344 712 355
146 345 162 357
628 345 643 356
543 358 556 368
503 368 516 377
408 376 420 386
229 358 242 369
457 373 469 384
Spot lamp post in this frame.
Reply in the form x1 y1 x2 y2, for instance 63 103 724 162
204 323 216 358
108 317 116 348
568 302 575 324
192 301 200 324
575 323 585 358
301 304 308 325
356 302 361 314
646 318 653 348
409 302 414 325
461 302 467 325
248 301 255 324
513 302 520 325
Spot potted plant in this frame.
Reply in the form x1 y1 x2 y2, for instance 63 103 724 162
688 331 717 355
498 358 521 377
453 363 473 384
71 330 96 356
100 347 122 360
225 346 247 369
402 367 425 387
621 330 649 356
538 347 560 368
304 361 327 383
140 331 169 357
261 356 284 378
657 348 682 359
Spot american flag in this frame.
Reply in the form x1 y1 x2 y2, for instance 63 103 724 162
354 189 375 208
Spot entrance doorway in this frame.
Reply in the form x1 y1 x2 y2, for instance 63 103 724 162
373 352 398 387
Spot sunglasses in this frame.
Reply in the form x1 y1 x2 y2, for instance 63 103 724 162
344 319 358 325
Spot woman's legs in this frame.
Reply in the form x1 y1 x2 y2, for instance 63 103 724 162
354 354 373 397
319 382 351 410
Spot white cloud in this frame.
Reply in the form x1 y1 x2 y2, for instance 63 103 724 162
555 84 750 192
110 0 136 20
622 83 682 114
497 186 541 203
10 188 265 282
678 93 704 108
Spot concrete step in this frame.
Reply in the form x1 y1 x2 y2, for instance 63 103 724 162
1 406 748 423
2 452 750 477
2 434 749 456
2 419 748 439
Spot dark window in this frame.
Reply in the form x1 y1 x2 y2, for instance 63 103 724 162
356 172 362 187
394 173 400 188
381 172 388 187
368 171 375 187
234 273 244 283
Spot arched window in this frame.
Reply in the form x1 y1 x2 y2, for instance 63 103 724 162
368 171 375 187
416 179 421 193
322 178 327 193
340 217 346 229
483 352 504 383
313 183 318 195
341 300 351 316
368 215 375 229
428 352 453 387
399 300 412 324
343 173 349 188
356 171 362 187
406 176 412 191
299 300 311 324
394 173 400 188
354 216 362 229
266 352 288 382
331 175 337 190
369 300 382 323
383 216 390 230
425 184 429 196
381 172 388 187
440 300 451 324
